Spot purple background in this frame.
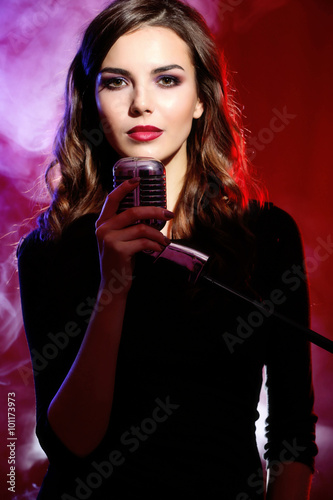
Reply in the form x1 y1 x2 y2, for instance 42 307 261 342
0 0 332 498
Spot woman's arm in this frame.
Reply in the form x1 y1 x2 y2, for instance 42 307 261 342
43 179 173 457
259 206 318 497
266 462 312 500
47 290 127 457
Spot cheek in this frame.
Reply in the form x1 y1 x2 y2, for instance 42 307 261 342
171 87 199 116
96 101 123 142
165 96 198 134
96 92 123 126
94 109 120 151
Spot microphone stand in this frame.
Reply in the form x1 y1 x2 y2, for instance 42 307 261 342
152 242 333 355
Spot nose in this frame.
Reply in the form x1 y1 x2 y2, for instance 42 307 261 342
129 85 154 116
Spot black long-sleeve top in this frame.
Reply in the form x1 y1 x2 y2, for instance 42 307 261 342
17 202 318 499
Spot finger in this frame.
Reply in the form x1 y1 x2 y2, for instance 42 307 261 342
97 178 141 226
122 223 171 247
106 207 174 231
113 237 167 257
98 223 170 249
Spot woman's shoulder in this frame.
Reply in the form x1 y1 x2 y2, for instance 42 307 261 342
16 227 50 264
246 200 307 283
17 213 98 263
247 200 303 242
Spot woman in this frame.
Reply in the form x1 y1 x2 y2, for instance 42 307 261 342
17 0 318 498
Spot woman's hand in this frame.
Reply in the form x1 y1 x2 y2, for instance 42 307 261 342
95 177 174 294
47 178 174 457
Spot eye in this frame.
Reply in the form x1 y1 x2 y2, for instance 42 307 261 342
100 77 128 90
156 75 181 87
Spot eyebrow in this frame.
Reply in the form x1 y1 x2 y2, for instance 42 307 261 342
98 64 185 76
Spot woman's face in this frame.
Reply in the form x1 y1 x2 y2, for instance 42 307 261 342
95 26 204 170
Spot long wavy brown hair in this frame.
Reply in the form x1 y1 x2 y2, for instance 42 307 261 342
38 0 264 284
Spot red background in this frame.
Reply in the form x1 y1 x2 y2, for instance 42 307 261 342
0 0 332 498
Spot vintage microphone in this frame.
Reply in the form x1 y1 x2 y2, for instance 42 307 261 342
113 156 333 354
112 156 209 279
113 156 167 230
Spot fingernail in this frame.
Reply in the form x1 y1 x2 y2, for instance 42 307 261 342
164 210 174 219
129 177 141 184
164 236 171 245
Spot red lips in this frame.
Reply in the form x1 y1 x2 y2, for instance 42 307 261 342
127 125 163 142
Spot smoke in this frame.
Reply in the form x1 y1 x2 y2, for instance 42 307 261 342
0 0 105 370
0 1 106 495
0 0 94 160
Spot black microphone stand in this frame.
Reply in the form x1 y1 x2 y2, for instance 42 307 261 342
152 242 333 355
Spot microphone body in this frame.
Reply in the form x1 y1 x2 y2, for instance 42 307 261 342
113 157 167 230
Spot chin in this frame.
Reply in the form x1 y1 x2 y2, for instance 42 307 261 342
122 146 163 160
